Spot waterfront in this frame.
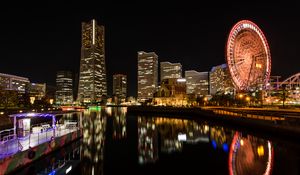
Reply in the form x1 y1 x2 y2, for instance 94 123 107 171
14 107 300 175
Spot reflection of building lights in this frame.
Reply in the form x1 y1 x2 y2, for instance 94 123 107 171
178 134 187 141
204 125 209 132
240 139 244 146
246 97 250 101
49 99 54 105
0 112 4 115
66 166 72 174
222 143 229 152
212 140 217 149
257 145 264 156
239 94 243 98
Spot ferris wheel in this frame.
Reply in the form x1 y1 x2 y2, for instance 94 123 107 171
226 20 271 91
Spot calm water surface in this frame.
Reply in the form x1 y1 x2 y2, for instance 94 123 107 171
17 107 300 175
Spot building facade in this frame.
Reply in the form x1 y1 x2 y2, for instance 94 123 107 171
0 73 29 93
56 71 73 105
185 70 209 97
153 78 187 106
209 64 234 95
137 51 158 101
160 62 182 81
28 83 46 100
77 19 107 103
113 74 127 101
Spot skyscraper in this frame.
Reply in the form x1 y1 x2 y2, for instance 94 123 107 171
113 74 127 100
56 71 73 105
185 70 209 97
77 19 106 104
160 62 182 81
137 51 158 101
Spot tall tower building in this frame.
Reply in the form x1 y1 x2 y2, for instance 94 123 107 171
77 19 107 103
56 71 73 105
113 74 127 100
137 51 158 101
185 70 209 97
160 62 182 81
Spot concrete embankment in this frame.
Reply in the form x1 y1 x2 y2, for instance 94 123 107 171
127 106 300 141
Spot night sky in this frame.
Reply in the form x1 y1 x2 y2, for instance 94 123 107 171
0 2 300 97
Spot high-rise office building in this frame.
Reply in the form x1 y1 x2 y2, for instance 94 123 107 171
113 74 127 100
160 62 182 81
56 71 73 105
137 51 158 101
209 64 234 95
77 19 106 103
0 73 29 93
185 70 209 97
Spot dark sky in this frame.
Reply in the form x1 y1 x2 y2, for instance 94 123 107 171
0 2 300 97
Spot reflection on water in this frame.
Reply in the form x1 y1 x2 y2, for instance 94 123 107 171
138 117 158 164
19 107 300 175
78 107 298 175
229 132 273 175
136 114 275 175
81 109 106 175
112 107 127 140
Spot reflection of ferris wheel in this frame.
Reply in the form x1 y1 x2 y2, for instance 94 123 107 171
228 132 274 175
226 20 271 91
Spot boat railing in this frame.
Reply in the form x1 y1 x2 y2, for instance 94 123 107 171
0 126 79 158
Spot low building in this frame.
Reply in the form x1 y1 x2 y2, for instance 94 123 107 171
0 73 30 93
153 78 187 106
28 83 46 100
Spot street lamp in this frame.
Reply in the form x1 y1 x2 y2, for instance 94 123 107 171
203 97 208 106
30 97 35 105
239 94 243 99
246 96 250 106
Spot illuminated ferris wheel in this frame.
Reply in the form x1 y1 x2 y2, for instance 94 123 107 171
226 20 271 91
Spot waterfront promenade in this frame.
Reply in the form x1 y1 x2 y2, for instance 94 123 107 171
127 106 300 141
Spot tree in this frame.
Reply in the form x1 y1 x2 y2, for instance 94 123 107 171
0 89 18 109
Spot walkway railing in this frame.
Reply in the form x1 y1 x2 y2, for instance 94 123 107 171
211 109 285 121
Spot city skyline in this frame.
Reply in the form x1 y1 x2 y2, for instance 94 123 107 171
0 2 300 96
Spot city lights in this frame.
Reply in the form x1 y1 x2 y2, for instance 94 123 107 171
0 4 300 175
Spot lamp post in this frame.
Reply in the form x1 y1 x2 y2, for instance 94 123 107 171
204 97 208 106
246 96 250 107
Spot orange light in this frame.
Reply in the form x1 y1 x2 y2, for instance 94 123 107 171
246 97 250 101
257 145 264 156
256 63 262 68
